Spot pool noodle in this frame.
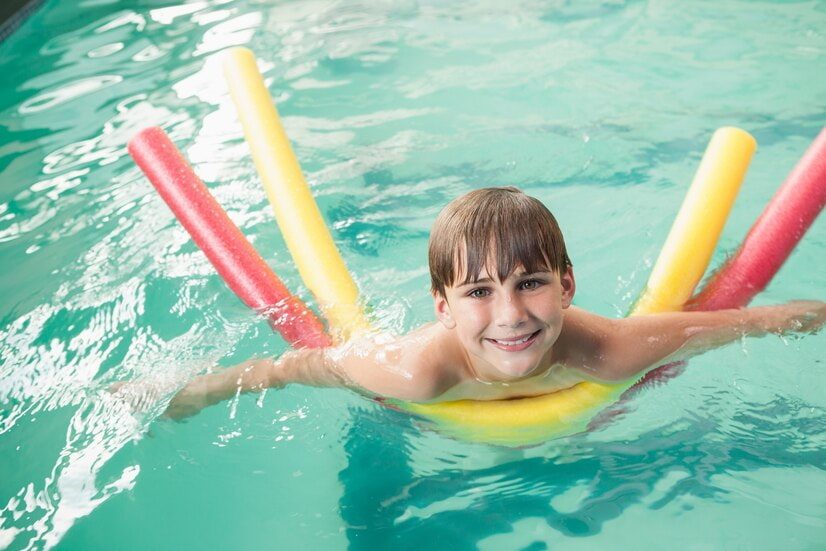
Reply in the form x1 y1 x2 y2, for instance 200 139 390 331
603 127 757 390
130 115 767 444
222 47 370 340
688 127 826 311
128 126 331 349
624 128 825 393
130 112 819 443
633 127 757 314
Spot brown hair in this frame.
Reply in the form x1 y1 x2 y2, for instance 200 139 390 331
429 187 571 296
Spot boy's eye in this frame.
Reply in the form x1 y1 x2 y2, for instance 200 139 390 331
468 288 490 298
519 279 543 290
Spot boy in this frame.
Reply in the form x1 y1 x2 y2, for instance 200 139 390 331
159 187 824 420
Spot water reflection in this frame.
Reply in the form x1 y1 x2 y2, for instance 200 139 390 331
339 395 826 547
19 76 124 115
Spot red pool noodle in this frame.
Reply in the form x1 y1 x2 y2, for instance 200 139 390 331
688 127 826 311
128 127 331 348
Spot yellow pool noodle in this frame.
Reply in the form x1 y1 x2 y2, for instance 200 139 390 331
222 47 370 340
402 127 756 445
633 127 756 314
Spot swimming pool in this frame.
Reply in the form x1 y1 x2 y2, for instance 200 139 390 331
1 0 824 549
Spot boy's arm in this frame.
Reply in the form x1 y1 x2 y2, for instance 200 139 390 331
164 327 456 420
579 300 825 383
163 358 280 420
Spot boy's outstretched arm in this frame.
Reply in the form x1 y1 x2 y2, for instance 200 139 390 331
163 327 455 420
585 300 825 382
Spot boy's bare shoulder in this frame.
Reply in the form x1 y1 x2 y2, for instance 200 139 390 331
557 307 616 351
333 323 465 402
555 306 618 377
398 322 467 398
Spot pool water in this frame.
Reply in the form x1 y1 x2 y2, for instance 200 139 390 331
1 0 824 549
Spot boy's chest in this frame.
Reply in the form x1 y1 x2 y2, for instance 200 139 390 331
435 363 589 402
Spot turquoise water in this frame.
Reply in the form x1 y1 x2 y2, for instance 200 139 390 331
1 0 825 548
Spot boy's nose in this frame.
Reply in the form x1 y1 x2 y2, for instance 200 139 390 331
495 293 528 328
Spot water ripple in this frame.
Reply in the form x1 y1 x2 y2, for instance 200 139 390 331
19 76 123 114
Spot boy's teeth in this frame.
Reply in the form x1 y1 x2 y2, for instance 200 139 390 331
495 334 532 345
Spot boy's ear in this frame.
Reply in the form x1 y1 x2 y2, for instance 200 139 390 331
433 292 457 329
560 267 576 309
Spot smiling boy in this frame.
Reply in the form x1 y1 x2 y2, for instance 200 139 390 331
160 187 824 419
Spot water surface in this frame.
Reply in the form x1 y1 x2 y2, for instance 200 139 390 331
1 0 824 549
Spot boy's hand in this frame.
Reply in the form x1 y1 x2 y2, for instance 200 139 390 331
161 383 213 420
108 380 166 414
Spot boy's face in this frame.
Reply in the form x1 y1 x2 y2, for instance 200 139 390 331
433 262 575 381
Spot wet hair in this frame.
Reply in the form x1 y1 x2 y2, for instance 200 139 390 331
429 186 571 296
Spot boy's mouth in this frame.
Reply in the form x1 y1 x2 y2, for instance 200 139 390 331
485 330 541 351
